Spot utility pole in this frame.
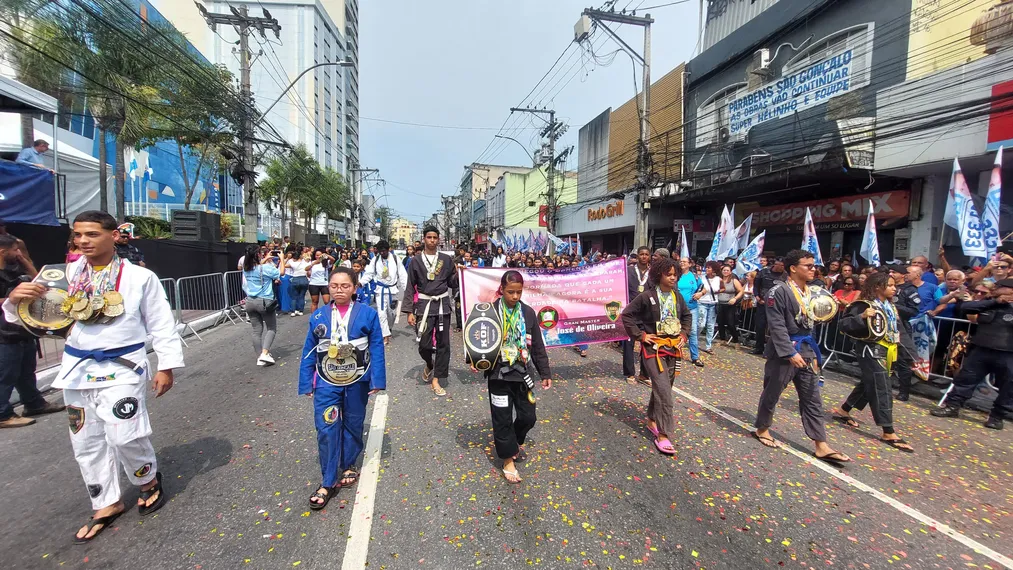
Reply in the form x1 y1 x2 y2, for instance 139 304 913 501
348 167 378 248
510 107 564 234
575 9 653 248
197 3 280 243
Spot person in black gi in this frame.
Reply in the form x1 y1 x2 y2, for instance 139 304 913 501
402 225 459 397
622 246 651 384
750 257 785 354
752 249 851 464
931 278 1013 429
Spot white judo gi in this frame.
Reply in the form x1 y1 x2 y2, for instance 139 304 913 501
360 253 407 335
3 259 184 509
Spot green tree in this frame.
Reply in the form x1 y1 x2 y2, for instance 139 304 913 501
375 206 394 242
260 147 350 237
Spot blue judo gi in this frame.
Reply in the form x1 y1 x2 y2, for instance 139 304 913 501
299 302 387 488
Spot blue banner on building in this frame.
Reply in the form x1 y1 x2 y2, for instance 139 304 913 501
0 161 59 226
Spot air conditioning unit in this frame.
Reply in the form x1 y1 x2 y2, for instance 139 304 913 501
742 154 772 177
749 48 772 77
648 185 663 199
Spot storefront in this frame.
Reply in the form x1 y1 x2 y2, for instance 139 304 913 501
740 189 914 261
555 196 635 255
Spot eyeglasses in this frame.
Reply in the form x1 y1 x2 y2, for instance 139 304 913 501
997 264 1010 270
330 283 355 291
798 263 815 269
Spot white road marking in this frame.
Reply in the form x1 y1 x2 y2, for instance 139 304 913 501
340 393 388 570
671 385 1013 569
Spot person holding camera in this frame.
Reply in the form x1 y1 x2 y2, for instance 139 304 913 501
242 245 285 366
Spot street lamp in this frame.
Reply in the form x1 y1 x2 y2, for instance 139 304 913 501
258 60 355 123
494 134 538 166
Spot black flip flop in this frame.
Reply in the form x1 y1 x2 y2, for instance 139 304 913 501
340 469 360 487
73 510 124 544
138 472 166 516
832 415 860 428
814 451 851 464
880 438 915 453
751 431 780 448
309 485 337 510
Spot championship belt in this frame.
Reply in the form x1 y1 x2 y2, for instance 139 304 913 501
17 264 74 338
806 285 838 323
317 342 369 386
463 302 503 371
843 300 888 341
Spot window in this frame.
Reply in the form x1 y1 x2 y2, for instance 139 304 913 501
695 83 747 148
783 23 874 90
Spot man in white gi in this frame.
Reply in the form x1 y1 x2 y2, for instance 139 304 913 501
3 210 183 543
360 239 407 342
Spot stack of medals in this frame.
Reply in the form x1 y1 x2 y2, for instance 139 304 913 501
658 292 681 337
61 258 125 325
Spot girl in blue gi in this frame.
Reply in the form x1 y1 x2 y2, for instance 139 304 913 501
299 267 386 510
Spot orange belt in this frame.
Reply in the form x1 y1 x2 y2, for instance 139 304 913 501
641 336 684 373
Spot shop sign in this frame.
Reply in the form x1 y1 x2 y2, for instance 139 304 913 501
672 218 693 231
728 49 859 136
747 190 910 228
587 200 624 222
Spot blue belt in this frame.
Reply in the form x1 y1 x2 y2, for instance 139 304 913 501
64 342 147 377
789 333 822 370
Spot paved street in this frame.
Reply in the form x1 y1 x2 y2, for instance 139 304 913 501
1 315 1011 569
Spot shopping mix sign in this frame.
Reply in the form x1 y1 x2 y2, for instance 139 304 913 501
746 190 910 230
728 49 858 137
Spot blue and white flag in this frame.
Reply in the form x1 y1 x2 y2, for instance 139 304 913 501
679 224 690 259
944 158 988 258
576 233 583 257
801 207 825 267
909 313 937 380
859 199 881 267
983 147 1003 259
735 230 765 277
707 205 736 261
734 213 752 254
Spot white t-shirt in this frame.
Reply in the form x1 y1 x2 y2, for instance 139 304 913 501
308 262 329 286
699 276 722 305
287 259 311 277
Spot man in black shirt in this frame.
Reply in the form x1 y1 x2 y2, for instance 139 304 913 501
0 235 65 428
888 265 920 400
751 258 785 355
623 246 651 383
115 223 146 267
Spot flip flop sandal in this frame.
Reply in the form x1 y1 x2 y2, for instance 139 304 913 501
309 485 338 510
340 470 360 487
653 437 676 455
832 415 860 428
637 376 652 387
751 431 780 448
138 472 166 516
814 451 852 464
880 438 915 453
73 510 124 544
502 468 522 483
423 365 433 382
432 384 447 397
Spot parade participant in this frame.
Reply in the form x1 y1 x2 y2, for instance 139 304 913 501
360 240 407 329
621 256 693 456
299 267 386 509
402 226 459 396
242 244 284 366
114 223 145 267
832 273 914 452
886 264 919 400
930 279 1013 429
751 249 850 464
307 249 334 312
623 246 652 384
0 234 65 428
470 270 550 483
3 210 182 542
751 257 785 354
677 257 704 367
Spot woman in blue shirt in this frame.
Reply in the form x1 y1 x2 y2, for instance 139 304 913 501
677 257 705 367
242 245 286 366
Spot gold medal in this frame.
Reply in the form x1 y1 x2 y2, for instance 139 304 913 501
327 343 339 359
427 272 436 280
527 391 536 404
102 302 124 318
103 291 123 306
90 295 105 312
638 285 644 293
71 296 89 313
502 345 518 364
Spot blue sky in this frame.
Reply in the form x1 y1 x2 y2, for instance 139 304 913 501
358 0 701 224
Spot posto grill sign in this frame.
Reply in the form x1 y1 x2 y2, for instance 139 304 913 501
748 191 910 231
587 200 624 222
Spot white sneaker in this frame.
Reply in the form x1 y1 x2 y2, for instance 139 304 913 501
297 311 304 316
291 312 298 317
258 353 275 365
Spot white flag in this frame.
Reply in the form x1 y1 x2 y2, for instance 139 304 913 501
859 199 881 267
708 205 736 261
735 230 765 277
983 147 1003 259
733 213 752 254
944 158 988 258
801 207 825 266
680 224 690 259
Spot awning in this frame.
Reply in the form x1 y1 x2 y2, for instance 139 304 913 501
0 75 58 114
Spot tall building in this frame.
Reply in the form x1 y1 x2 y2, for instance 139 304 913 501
390 218 418 248
156 0 361 238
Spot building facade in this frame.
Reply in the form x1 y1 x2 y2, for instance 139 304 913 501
459 163 532 240
486 166 577 236
390 217 418 248
671 0 1011 264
